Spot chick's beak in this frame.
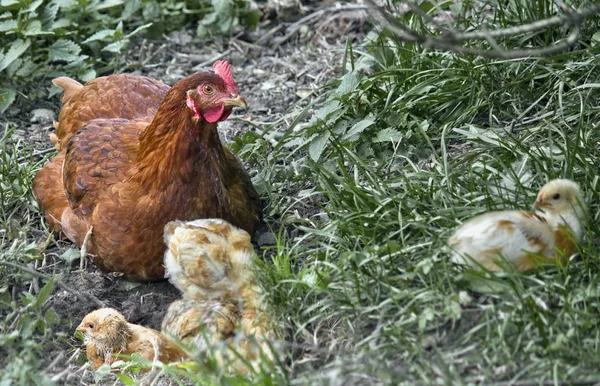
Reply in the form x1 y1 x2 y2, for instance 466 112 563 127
534 198 549 210
76 323 86 333
222 94 248 110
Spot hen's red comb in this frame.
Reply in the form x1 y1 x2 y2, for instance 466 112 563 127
213 60 238 94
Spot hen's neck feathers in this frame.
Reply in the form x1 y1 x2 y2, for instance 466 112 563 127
136 88 229 192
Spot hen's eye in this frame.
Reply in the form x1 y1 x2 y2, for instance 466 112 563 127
88 323 95 329
552 193 560 200
203 85 214 94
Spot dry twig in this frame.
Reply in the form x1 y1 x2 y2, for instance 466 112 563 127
273 4 369 46
365 0 600 58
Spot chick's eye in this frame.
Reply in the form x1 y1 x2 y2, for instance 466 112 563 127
552 193 560 200
203 85 214 94
88 323 95 329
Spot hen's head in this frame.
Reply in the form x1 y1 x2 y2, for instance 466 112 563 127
76 308 131 346
533 179 586 218
180 60 247 123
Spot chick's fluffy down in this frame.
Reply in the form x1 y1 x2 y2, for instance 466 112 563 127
449 211 555 271
448 179 585 272
163 218 255 300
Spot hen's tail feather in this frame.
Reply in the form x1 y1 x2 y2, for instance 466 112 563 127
52 77 83 104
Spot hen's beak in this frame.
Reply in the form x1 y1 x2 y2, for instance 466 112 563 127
222 94 248 110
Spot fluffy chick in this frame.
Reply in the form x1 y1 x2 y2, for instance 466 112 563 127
161 298 275 371
161 299 239 351
77 308 187 370
448 179 586 271
162 219 276 370
163 218 256 301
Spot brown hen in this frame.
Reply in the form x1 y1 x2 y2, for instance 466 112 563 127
33 61 262 280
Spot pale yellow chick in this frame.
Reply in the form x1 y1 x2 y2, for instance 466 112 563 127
76 308 188 370
163 218 255 301
162 219 276 371
448 179 586 271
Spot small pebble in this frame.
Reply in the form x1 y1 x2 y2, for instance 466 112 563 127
30 108 55 124
257 232 277 246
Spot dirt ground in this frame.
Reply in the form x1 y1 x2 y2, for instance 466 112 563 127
5 2 369 383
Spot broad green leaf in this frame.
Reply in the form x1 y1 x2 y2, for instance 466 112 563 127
141 0 160 21
201 11 219 25
315 100 341 121
34 277 55 308
419 1 433 13
60 248 80 264
122 0 141 20
244 11 260 28
0 330 19 345
372 128 403 143
52 18 71 29
5 57 22 77
0 19 17 32
0 0 20 7
80 68 96 82
22 20 51 36
114 20 124 37
336 72 360 95
212 0 232 14
0 38 31 71
418 307 435 330
44 308 59 326
82 29 115 44
48 39 81 62
0 88 17 113
116 374 135 386
343 118 375 141
593 32 600 46
93 365 111 382
88 0 123 11
463 272 512 294
309 131 331 162
24 0 44 13
40 3 58 29
102 40 126 53
197 24 208 37
53 0 78 6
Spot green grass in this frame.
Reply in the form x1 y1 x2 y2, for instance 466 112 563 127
3 0 600 384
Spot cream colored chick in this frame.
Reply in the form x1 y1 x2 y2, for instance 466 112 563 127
448 179 586 271
161 299 239 352
162 219 276 370
77 308 187 370
161 298 275 372
163 218 256 301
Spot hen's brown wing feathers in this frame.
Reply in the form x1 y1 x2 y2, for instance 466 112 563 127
54 74 169 148
222 148 262 234
62 119 142 216
32 152 68 232
59 118 172 278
